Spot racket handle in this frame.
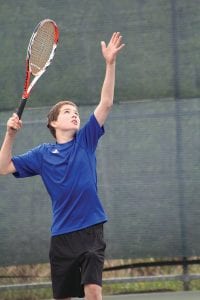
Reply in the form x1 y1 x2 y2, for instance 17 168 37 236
16 98 27 119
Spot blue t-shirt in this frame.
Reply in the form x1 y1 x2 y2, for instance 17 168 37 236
12 114 108 236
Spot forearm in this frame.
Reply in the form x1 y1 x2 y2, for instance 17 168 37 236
100 62 116 108
0 132 15 174
94 62 116 126
94 32 124 126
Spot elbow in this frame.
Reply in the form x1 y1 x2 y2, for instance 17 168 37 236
0 169 13 176
0 168 8 175
0 164 13 176
108 102 113 109
0 165 4 175
104 101 113 112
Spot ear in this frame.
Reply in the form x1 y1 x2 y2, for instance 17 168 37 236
50 120 57 128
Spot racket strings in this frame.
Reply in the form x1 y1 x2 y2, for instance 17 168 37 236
30 22 55 75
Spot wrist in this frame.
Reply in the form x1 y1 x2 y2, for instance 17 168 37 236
6 129 17 139
106 60 116 66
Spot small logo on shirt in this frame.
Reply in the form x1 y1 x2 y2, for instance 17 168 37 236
51 149 59 154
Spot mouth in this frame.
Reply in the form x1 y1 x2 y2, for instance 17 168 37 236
72 120 78 125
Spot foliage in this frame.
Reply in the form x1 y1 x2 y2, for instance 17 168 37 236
0 259 200 299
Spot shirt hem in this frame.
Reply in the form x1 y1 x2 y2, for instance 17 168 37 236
51 219 108 236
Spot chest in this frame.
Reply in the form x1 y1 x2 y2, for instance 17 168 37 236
42 144 96 181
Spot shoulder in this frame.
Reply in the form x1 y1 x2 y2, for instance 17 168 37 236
26 143 55 157
75 113 104 152
30 143 50 153
79 113 104 133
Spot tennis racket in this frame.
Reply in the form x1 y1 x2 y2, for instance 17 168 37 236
16 19 59 119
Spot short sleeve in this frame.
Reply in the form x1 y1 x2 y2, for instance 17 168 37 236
77 113 105 152
12 145 43 178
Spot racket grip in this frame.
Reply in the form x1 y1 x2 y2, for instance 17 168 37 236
16 98 27 119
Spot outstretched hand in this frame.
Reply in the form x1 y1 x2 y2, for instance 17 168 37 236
101 32 125 65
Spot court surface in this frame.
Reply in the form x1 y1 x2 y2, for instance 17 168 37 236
103 291 200 300
67 291 200 300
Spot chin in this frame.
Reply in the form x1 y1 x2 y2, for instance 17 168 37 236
73 127 79 133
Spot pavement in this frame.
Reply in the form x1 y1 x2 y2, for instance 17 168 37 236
57 291 200 300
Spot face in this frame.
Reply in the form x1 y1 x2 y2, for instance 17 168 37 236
51 104 80 133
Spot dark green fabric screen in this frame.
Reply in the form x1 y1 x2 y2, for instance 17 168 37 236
0 99 199 266
0 0 200 266
0 0 200 110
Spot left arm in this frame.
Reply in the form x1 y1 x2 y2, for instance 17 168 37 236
94 32 125 126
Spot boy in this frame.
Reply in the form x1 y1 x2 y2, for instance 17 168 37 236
0 32 124 299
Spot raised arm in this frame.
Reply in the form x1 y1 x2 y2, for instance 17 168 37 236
94 32 125 126
0 113 22 175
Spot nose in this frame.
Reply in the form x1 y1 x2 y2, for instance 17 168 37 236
72 114 77 119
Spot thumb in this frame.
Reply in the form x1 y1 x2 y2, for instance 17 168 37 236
101 41 106 51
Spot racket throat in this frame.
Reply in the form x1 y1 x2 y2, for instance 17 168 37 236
23 68 31 99
27 72 44 95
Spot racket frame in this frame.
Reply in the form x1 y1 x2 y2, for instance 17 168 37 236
17 19 59 118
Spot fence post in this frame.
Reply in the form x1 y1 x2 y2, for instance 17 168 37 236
182 257 190 291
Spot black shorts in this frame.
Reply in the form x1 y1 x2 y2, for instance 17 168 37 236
49 223 106 299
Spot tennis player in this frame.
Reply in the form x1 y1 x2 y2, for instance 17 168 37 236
0 32 125 300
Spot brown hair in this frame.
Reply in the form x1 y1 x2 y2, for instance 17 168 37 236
47 100 78 138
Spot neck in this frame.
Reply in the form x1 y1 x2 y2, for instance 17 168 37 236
55 130 76 144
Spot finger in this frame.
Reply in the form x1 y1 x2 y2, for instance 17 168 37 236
116 34 125 48
111 32 117 43
112 32 121 44
8 117 22 131
8 123 18 131
11 113 20 123
101 41 106 51
11 122 22 131
116 43 125 53
101 41 107 56
115 35 123 47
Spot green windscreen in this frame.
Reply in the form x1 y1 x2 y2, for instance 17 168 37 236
0 0 200 266
0 0 200 110
0 99 199 265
